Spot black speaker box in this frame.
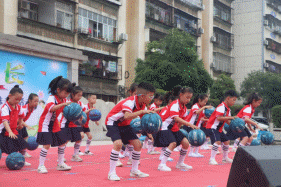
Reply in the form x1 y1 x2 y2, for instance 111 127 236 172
227 145 281 187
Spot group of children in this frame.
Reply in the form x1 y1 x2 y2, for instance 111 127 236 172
0 77 263 181
0 76 99 173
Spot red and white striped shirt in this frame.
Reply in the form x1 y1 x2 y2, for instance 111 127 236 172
160 99 188 132
68 99 86 128
83 103 95 128
105 95 147 126
21 104 35 122
185 103 201 125
0 102 24 136
38 95 66 133
237 104 255 122
196 110 206 128
206 102 231 133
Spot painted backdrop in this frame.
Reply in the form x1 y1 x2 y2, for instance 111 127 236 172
0 50 68 135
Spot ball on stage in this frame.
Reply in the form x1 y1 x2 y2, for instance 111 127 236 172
130 118 143 133
188 129 206 146
180 129 189 139
261 131 274 145
74 112 87 127
27 136 39 151
230 118 245 133
89 109 102 121
141 113 162 134
251 139 261 146
63 103 83 122
204 107 215 118
6 152 25 170
224 123 230 132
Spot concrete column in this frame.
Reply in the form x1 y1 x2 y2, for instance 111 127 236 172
68 59 79 84
0 0 18 35
201 0 214 76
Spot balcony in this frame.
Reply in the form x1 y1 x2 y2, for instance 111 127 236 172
17 0 75 45
265 60 281 74
212 52 234 74
145 2 173 27
79 61 122 81
177 0 204 10
265 38 281 54
174 13 199 36
213 27 234 50
267 0 281 13
214 3 234 26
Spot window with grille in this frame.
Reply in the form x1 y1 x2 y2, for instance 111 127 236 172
55 2 73 30
19 0 38 21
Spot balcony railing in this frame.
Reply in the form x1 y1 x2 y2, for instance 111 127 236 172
213 32 233 50
178 0 204 10
212 52 234 74
213 4 233 25
79 62 121 80
266 38 281 54
145 2 172 26
174 15 198 36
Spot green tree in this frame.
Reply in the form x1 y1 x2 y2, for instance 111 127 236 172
210 74 236 100
240 71 281 121
135 28 213 94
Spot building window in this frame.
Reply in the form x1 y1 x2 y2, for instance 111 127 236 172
267 38 281 54
213 52 233 73
213 4 231 23
55 2 73 30
214 31 233 49
145 2 172 25
78 8 117 42
18 0 38 21
174 14 197 35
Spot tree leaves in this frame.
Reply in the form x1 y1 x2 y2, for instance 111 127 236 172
135 28 212 93
210 74 236 100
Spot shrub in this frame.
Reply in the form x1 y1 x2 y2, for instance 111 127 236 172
272 105 281 128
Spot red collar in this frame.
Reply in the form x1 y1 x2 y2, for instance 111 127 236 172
222 102 230 110
54 95 64 104
6 101 18 111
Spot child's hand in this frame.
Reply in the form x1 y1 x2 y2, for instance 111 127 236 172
9 132 17 139
95 121 100 126
205 105 213 109
64 102 72 106
27 126 35 130
190 124 199 129
143 110 155 114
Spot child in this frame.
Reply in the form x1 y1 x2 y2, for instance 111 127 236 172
18 93 39 158
144 93 164 155
228 93 263 150
206 90 238 165
106 82 155 181
198 102 211 150
187 94 213 157
0 85 29 166
66 84 86 162
79 94 100 155
154 86 199 172
36 76 73 173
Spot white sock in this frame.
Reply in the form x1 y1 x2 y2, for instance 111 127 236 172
160 147 166 159
204 138 209 147
127 144 134 160
246 142 251 146
210 143 219 160
131 150 141 172
222 144 229 159
178 148 188 164
239 142 245 147
194 147 200 154
160 148 172 165
109 149 120 174
233 139 240 148
147 139 153 153
73 142 81 156
39 148 48 167
58 146 65 165
189 146 194 154
85 139 92 152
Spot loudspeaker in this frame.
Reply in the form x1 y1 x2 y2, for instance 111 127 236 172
227 145 281 187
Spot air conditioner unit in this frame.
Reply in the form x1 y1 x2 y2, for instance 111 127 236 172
202 5 205 10
263 63 269 69
119 33 128 41
198 28 204 34
191 23 196 28
274 26 280 33
210 63 215 68
264 20 269 26
264 40 269 46
210 36 217 42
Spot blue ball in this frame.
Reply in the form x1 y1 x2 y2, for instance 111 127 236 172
204 107 215 118
188 129 206 146
63 103 83 122
27 136 39 151
130 118 143 133
251 139 261 146
6 152 25 170
180 129 189 139
261 131 274 145
74 112 87 127
230 118 245 133
89 109 101 121
224 123 230 132
139 135 146 142
141 113 162 134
